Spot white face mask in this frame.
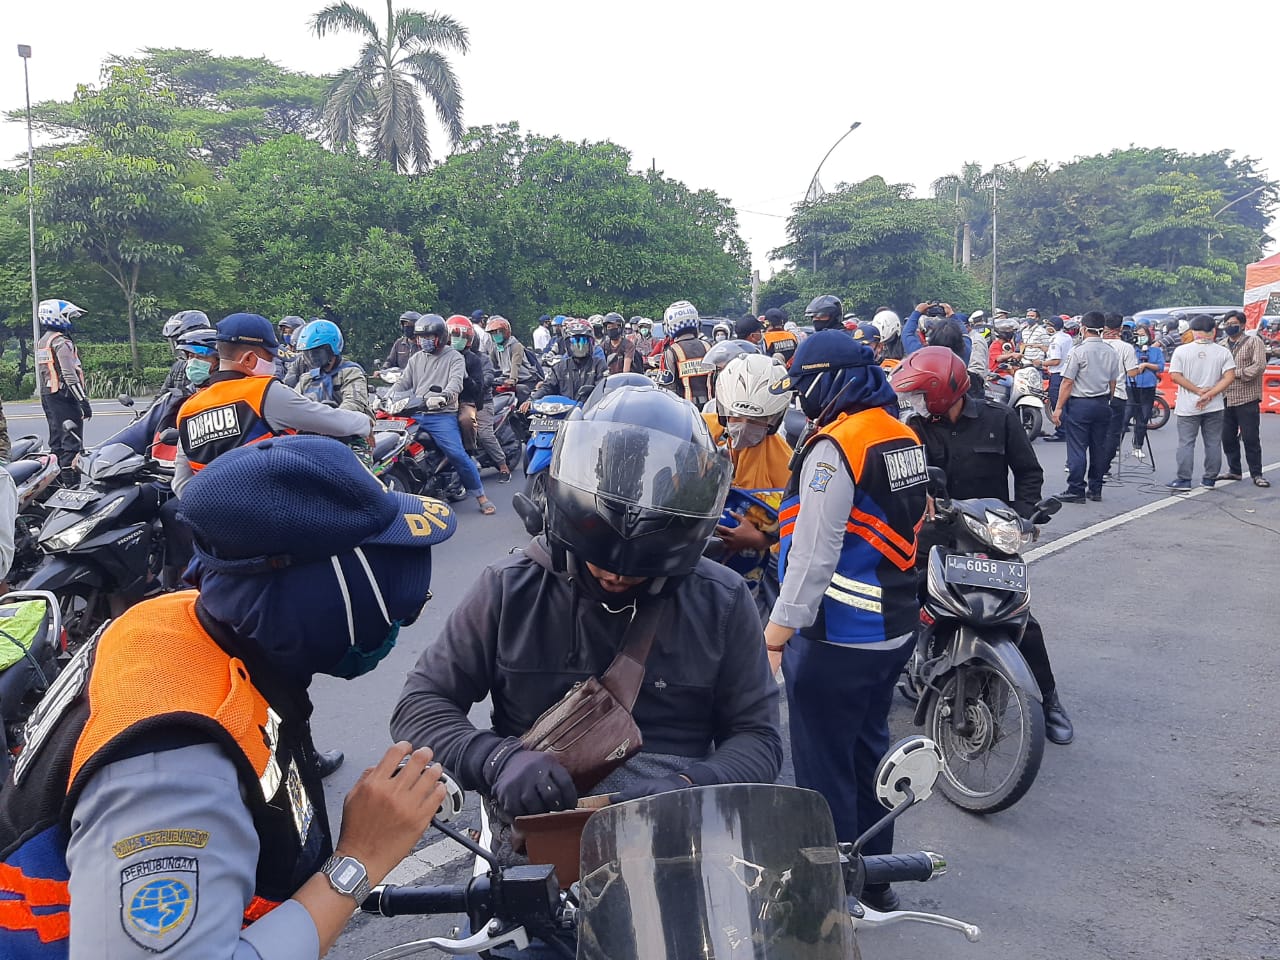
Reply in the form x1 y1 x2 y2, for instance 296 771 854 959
247 352 275 377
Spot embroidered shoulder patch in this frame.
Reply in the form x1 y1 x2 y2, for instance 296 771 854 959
113 829 210 859
121 856 198 951
809 462 836 493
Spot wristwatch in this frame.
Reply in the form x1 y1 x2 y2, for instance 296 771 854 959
321 853 371 904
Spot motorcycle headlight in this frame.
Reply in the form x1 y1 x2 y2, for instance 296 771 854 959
985 512 1032 554
1014 368 1040 389
533 401 573 415
41 496 126 551
961 512 992 546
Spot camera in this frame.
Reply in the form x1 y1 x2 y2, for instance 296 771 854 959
924 301 947 319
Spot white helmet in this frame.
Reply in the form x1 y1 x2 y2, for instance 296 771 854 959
38 299 86 331
714 354 792 427
872 309 901 342
663 300 700 337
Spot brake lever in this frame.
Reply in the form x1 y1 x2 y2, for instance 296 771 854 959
852 905 981 942
362 920 529 960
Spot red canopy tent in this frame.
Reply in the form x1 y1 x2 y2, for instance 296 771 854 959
1243 250 1280 329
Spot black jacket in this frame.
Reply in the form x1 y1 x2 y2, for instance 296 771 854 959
910 397 1044 517
390 538 783 792
459 348 487 406
531 354 608 402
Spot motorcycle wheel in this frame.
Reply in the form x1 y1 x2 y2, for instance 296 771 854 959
927 661 1045 814
527 471 549 512
502 440 524 475
57 586 108 651
383 465 415 494
1147 396 1170 431
1019 405 1042 441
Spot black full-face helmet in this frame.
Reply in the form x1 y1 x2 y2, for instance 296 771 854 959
545 384 732 579
805 294 844 331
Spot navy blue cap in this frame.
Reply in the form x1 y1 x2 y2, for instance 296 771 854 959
181 436 456 571
470 309 487 321
539 314 552 323
792 330 877 374
735 315 763 338
854 322 882 343
216 313 280 357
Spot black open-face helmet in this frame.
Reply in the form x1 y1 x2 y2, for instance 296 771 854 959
545 383 732 579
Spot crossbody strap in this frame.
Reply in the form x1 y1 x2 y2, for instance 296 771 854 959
600 600 669 711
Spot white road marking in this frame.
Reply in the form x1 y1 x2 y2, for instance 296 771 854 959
1025 460 1280 564
381 835 471 887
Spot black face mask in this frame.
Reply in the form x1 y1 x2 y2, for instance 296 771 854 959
1225 324 1242 338
607 329 622 342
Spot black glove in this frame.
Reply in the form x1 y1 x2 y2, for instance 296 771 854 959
80 400 93 420
609 773 692 805
483 739 577 817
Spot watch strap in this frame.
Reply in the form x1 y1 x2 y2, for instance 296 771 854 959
321 853 371 904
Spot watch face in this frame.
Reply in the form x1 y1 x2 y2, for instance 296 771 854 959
331 857 365 893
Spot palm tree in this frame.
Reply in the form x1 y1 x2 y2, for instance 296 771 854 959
311 0 469 173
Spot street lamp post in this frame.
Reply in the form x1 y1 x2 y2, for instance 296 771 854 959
18 44 40 383
806 121 861 274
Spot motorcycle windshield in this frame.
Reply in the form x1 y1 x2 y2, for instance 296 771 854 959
577 785 855 960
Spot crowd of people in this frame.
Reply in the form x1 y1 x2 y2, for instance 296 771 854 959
0 292 1272 959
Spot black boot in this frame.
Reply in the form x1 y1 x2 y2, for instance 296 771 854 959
1044 689 1074 745
315 749 345 778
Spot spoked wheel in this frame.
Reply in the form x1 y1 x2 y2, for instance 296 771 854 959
1019 405 1043 441
527 471 549 512
927 662 1045 814
1148 396 1170 431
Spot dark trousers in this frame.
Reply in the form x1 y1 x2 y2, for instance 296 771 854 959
1047 374 1065 435
41 391 83 480
968 371 985 399
783 633 914 857
159 495 193 585
1020 614 1056 698
1063 396 1111 495
1222 401 1263 477
1125 385 1156 450
1102 397 1126 473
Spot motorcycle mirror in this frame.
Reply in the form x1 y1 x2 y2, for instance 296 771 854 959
926 466 949 500
1035 497 1062 517
61 420 79 435
874 736 944 810
156 428 180 446
117 394 134 407
511 493 544 536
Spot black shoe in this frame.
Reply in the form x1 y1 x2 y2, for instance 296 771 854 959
315 749 345 779
1044 690 1074 745
1087 491 1102 501
1056 490 1086 503
496 470 513 483
857 884 900 913
1043 434 1067 442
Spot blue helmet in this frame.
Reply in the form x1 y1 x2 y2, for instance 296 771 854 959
552 315 567 327
297 319 344 355
38 299 85 331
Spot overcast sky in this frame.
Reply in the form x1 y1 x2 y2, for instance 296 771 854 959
4 0 1278 276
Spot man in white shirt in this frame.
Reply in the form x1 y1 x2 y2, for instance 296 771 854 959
1166 315 1236 490
532 314 552 352
1044 316 1075 441
1021 310 1053 368
1101 315 1140 474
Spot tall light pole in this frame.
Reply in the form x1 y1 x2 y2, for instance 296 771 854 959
806 121 861 274
18 44 40 380
989 155 1024 312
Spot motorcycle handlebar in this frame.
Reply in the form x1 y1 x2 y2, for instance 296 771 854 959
861 851 944 886
361 880 480 917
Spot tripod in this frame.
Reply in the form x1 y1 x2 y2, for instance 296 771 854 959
1114 389 1158 479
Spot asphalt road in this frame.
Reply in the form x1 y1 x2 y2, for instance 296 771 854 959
14 397 1280 960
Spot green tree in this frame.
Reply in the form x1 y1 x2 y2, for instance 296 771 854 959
35 67 212 372
311 0 469 173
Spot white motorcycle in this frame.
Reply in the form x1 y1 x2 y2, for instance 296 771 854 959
986 360 1049 440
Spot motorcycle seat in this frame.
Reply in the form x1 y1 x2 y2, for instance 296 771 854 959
4 460 43 485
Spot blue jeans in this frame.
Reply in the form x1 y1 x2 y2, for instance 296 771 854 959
1063 396 1111 495
783 633 915 857
415 412 485 496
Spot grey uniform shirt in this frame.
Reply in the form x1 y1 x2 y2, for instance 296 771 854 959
1104 338 1140 401
66 742 319 960
172 380 373 497
390 348 464 412
1060 338 1121 398
769 438 912 650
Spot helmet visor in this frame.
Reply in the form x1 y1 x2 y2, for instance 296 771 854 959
551 420 732 519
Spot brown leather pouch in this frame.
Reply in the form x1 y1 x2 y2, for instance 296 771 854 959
519 600 667 794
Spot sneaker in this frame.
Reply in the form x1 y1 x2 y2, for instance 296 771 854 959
1131 447 1146 460
496 470 513 483
1201 480 1215 489
1165 479 1192 491
1056 490 1086 503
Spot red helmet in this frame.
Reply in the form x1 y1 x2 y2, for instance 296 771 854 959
890 346 970 416
446 315 473 345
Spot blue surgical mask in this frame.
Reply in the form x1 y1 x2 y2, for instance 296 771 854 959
418 336 438 354
185 357 212 385
492 332 506 346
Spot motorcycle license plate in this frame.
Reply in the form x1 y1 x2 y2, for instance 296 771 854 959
529 417 562 434
943 554 1027 592
45 489 99 511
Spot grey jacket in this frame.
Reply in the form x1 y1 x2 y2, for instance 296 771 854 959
390 538 783 794
391 347 464 413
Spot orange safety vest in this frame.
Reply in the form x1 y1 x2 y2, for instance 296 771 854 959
880 357 901 372
35 333 78 395
669 339 711 402
0 593 331 956
176 374 278 473
762 329 799 367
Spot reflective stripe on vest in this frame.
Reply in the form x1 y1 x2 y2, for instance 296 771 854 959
176 376 276 472
670 340 710 402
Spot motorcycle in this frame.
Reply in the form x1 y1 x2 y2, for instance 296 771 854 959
476 387 523 476
898 467 1061 814
21 427 173 646
4 438 62 587
357 736 978 959
985 361 1049 440
0 590 63 761
373 390 467 503
522 393 580 510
